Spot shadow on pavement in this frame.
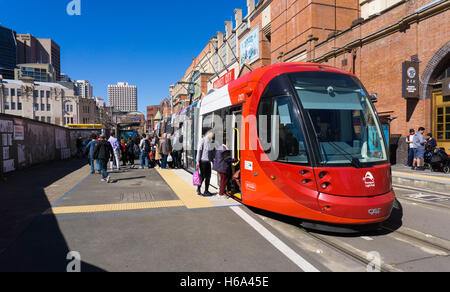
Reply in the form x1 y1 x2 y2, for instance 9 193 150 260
247 198 404 238
0 159 105 272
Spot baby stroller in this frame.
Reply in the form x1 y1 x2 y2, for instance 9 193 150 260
428 148 450 174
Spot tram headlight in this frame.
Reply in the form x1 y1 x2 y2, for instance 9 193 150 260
321 182 330 190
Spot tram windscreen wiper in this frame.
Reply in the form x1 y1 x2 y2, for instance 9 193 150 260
325 141 363 169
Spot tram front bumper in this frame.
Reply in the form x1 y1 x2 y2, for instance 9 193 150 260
317 190 396 224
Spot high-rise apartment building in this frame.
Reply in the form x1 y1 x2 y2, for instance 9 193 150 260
75 80 93 98
16 34 61 81
0 25 17 79
108 82 137 112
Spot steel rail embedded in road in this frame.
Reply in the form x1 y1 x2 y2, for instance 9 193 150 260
393 185 450 198
380 226 450 254
297 228 400 272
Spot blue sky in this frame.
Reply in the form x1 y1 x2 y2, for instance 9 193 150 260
0 0 246 115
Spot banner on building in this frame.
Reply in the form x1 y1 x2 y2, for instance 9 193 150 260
402 61 420 99
213 69 235 89
240 26 260 67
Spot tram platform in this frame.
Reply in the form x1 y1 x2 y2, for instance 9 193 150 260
391 165 450 193
0 159 321 272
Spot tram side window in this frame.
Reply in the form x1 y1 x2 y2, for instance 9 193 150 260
258 95 309 164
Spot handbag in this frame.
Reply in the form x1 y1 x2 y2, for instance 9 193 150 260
167 154 173 162
193 170 202 186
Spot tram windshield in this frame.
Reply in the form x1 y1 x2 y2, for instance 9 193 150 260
289 71 388 166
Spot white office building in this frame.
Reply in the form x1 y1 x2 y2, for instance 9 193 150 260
108 82 137 112
76 80 93 98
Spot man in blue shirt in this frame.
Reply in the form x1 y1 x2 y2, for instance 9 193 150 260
85 134 99 174
413 127 426 171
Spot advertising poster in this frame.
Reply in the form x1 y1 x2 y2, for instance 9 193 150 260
240 25 260 67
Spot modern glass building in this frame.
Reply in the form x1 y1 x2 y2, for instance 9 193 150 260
0 25 17 79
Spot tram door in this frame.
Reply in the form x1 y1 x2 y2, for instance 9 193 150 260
228 108 242 196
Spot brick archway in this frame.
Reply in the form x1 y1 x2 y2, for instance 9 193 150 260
421 41 450 99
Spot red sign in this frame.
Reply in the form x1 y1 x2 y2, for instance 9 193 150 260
213 69 235 89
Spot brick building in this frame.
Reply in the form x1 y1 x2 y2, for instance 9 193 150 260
166 0 449 163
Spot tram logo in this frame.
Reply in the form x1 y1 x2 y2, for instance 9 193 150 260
363 172 376 188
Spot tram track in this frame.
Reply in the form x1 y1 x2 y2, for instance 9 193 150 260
393 185 450 198
297 223 450 272
298 228 400 272
380 226 450 254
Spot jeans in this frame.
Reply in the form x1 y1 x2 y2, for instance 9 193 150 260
96 159 101 171
407 148 415 166
140 151 149 168
99 159 109 179
161 154 168 169
89 157 96 173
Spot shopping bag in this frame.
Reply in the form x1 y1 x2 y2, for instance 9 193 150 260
193 170 202 186
167 154 173 162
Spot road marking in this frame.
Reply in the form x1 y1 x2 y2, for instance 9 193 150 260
361 236 374 241
157 169 215 209
45 200 185 215
230 206 320 272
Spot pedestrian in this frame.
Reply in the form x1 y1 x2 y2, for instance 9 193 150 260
85 134 99 174
405 129 416 167
126 138 136 169
413 127 426 171
76 136 83 158
172 129 183 168
139 134 151 169
426 133 437 149
196 131 215 196
93 134 113 183
120 139 128 167
160 133 172 169
108 132 121 171
154 136 162 169
213 142 232 197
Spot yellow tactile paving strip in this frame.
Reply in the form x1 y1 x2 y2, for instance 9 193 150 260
156 169 215 209
46 200 185 215
393 171 450 182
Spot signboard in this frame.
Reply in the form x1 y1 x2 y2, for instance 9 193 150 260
213 69 235 89
119 112 144 124
402 61 420 99
190 72 202 100
13 125 24 141
240 25 260 67
442 78 450 97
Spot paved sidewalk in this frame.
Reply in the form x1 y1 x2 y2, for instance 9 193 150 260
0 162 321 272
391 165 450 193
0 159 89 254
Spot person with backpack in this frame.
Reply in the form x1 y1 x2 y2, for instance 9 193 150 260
126 138 136 169
139 134 151 169
213 142 232 197
93 134 113 183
